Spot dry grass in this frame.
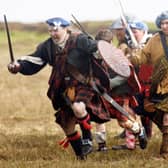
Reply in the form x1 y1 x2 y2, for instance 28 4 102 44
0 30 168 167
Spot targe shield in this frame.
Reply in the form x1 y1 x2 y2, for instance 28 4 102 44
98 40 131 78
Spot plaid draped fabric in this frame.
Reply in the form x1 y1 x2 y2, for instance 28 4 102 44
47 51 67 110
102 96 129 122
74 84 111 123
74 85 132 123
47 34 78 110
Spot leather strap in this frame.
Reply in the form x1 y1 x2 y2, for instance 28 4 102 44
159 31 168 60
67 64 90 84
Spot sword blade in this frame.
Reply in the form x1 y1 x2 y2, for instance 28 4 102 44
91 81 134 122
102 92 134 122
4 14 15 62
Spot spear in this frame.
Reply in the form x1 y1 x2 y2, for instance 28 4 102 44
118 0 138 48
71 14 92 38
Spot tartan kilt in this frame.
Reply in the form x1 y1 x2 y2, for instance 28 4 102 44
102 96 128 122
55 84 130 126
74 85 111 123
74 84 135 123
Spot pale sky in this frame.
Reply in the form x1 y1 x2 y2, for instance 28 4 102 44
0 0 168 23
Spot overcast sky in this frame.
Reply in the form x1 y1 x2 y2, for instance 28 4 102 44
0 0 168 23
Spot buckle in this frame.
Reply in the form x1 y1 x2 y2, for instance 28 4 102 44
64 76 70 81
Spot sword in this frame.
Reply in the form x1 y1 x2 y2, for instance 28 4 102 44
91 82 135 122
4 14 15 62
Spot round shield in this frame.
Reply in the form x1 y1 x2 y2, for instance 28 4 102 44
98 40 131 78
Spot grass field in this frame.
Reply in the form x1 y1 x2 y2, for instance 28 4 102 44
0 30 167 168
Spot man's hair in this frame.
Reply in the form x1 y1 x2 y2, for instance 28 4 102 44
95 29 113 43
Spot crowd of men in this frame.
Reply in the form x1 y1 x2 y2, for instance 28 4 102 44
7 10 168 160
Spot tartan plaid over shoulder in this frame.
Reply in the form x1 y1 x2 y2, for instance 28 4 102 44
47 33 79 110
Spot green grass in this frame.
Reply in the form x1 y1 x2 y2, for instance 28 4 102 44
0 131 167 168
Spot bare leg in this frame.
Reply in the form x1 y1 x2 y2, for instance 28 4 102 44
72 101 93 155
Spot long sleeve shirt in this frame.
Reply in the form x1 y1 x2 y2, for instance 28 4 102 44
131 33 168 95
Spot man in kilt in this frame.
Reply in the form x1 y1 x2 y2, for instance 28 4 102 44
8 17 147 160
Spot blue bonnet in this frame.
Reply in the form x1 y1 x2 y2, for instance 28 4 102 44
129 21 148 31
46 17 70 27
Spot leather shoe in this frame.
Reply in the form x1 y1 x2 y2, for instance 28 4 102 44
138 127 148 149
97 142 108 152
97 146 108 152
82 139 93 155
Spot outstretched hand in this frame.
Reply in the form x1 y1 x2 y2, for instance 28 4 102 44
7 61 21 74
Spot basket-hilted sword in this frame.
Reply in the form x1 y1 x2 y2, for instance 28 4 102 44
91 81 135 122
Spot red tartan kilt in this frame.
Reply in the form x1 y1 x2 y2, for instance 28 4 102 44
74 85 136 123
102 97 128 122
74 85 111 123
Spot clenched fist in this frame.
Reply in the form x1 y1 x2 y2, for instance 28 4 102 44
7 61 21 74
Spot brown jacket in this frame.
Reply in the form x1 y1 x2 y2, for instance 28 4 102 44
130 33 168 95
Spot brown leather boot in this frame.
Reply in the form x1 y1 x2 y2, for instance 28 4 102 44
160 126 168 159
